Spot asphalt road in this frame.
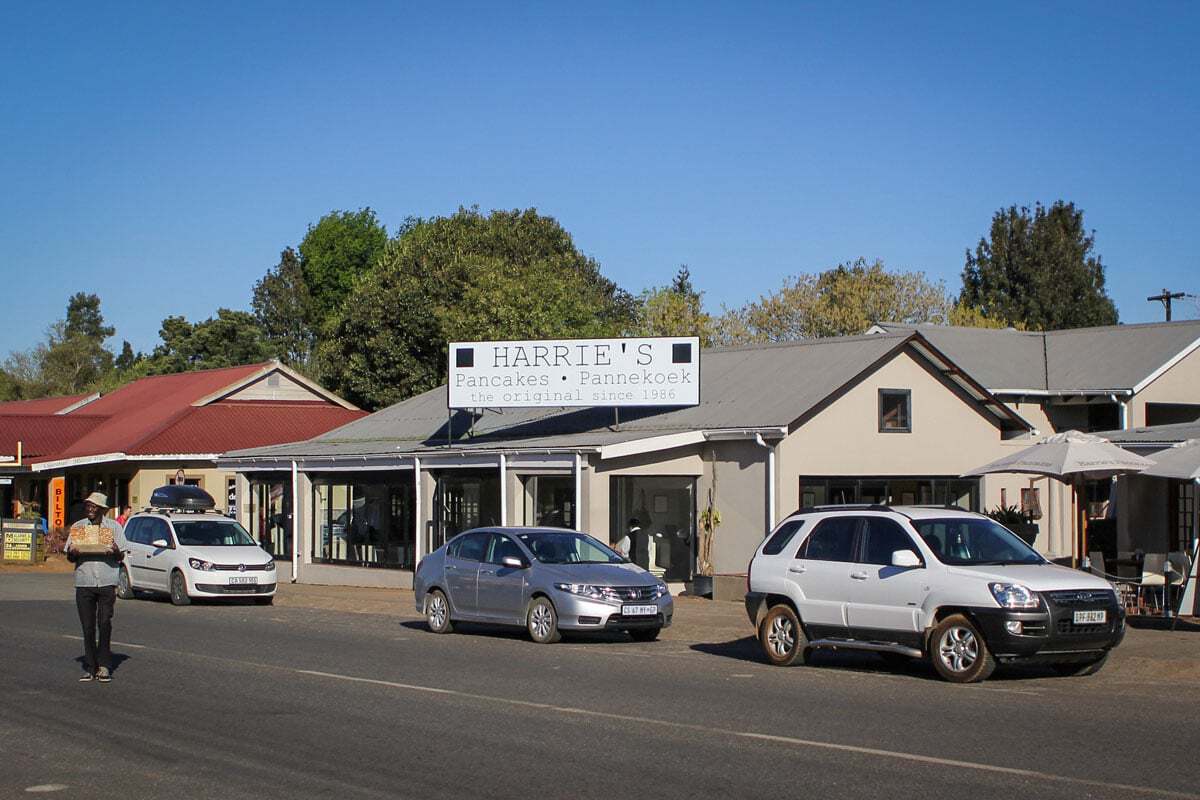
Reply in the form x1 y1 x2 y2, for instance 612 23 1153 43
2 574 1197 800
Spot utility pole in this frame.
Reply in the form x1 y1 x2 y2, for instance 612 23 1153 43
1147 288 1186 321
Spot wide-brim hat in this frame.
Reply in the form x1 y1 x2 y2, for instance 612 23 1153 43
84 491 110 508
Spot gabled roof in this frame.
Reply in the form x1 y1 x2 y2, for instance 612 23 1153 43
1093 420 1200 446
871 320 1200 394
224 332 1029 462
6 362 363 470
0 393 98 415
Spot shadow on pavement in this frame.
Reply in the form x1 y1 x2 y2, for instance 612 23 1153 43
1126 615 1200 632
398 618 647 644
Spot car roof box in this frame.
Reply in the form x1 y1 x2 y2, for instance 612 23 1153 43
149 484 216 511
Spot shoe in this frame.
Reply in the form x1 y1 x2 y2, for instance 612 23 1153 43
79 671 94 682
96 667 111 683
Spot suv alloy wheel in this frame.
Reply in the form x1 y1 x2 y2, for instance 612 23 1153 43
930 614 994 683
760 604 808 666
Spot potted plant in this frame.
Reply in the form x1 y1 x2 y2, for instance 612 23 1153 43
986 504 1038 546
694 451 721 597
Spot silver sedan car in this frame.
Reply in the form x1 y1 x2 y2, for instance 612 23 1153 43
414 527 673 643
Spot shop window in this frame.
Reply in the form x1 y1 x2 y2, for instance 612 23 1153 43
312 476 415 569
432 471 500 552
249 480 291 559
798 476 980 511
610 476 695 582
522 475 575 528
878 389 911 432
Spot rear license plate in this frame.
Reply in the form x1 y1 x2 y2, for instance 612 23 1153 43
1073 610 1106 624
622 604 658 616
229 576 258 585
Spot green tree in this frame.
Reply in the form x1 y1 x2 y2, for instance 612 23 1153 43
64 292 115 341
299 208 388 325
114 341 137 372
717 258 951 344
321 207 636 409
252 247 317 369
634 266 717 346
961 201 1118 330
147 309 273 374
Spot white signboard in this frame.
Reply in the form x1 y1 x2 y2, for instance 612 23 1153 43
449 337 700 409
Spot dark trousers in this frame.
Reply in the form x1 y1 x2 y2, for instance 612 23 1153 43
75 586 116 672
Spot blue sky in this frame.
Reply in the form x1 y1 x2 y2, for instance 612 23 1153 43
2 1 1198 356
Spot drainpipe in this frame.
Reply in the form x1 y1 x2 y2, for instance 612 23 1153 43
414 456 422 565
754 434 776 531
1108 394 1129 431
498 453 507 526
573 452 582 532
290 460 299 583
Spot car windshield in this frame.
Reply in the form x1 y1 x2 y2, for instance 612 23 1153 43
173 519 257 547
515 531 625 564
911 518 1044 566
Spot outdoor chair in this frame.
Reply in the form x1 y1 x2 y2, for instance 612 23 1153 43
1167 551 1192 626
1139 553 1168 613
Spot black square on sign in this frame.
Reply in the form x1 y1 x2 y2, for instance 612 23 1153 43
456 348 474 368
672 342 692 364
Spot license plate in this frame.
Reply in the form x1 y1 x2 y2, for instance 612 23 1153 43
229 576 258 585
1074 610 1106 624
622 604 658 616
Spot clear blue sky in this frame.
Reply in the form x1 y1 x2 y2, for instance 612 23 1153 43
2 1 1198 356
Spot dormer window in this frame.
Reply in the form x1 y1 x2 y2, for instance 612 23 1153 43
879 389 911 433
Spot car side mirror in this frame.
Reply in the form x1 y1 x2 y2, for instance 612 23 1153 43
891 550 921 568
152 538 170 549
501 556 527 569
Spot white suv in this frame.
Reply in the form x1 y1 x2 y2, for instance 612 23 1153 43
117 485 277 606
745 505 1124 682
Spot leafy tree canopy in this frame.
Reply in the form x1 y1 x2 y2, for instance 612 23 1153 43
299 208 388 324
960 201 1118 330
321 207 636 409
717 258 954 344
146 309 273 374
634 266 718 347
252 247 317 369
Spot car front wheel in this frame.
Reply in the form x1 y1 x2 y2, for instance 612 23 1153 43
527 597 561 644
930 614 994 683
169 570 191 606
759 604 808 666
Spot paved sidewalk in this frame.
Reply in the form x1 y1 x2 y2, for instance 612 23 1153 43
271 580 1200 683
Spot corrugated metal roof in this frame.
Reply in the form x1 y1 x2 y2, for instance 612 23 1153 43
130 403 367 455
0 394 95 415
227 332 1025 461
1093 421 1200 445
0 415 107 458
874 320 1200 392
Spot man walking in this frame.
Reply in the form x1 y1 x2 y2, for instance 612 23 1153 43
64 492 125 683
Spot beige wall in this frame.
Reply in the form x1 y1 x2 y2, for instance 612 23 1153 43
1131 344 1200 427
226 371 327 403
128 463 235 513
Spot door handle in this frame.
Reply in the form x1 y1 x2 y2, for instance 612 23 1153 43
787 566 806 574
850 572 869 580
480 568 495 575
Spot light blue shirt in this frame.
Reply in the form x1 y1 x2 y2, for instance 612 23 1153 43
65 517 125 588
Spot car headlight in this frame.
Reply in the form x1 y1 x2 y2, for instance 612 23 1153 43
652 582 669 599
265 560 276 570
554 583 610 601
188 558 215 571
989 582 1039 609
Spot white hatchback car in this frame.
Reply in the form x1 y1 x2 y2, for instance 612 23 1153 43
117 485 277 606
745 505 1125 682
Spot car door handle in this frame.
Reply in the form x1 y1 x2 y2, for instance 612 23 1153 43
480 568 495 575
850 572 869 580
787 566 806 574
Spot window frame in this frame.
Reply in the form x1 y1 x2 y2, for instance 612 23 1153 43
861 517 924 567
878 388 912 433
796 516 863 562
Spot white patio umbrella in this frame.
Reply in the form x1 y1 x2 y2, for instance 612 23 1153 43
963 431 1154 565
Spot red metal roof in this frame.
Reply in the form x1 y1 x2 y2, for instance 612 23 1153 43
0 415 107 458
10 362 362 466
0 394 94 415
130 403 366 455
49 363 270 461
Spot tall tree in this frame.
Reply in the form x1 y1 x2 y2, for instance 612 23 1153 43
252 247 317 369
64 292 115 341
634 266 717 346
960 201 1118 330
717 258 951 345
299 208 388 325
147 309 273 374
321 207 636 409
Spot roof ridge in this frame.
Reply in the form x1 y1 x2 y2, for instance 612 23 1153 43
704 331 906 354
